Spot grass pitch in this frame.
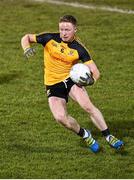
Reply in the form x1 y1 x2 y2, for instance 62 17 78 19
0 0 134 178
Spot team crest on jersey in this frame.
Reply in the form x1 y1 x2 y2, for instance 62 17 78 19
61 48 64 53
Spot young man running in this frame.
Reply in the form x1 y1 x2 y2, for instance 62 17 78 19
21 15 124 153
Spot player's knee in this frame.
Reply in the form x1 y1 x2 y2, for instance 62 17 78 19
54 113 72 129
54 113 66 124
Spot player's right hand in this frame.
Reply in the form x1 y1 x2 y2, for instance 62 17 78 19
24 47 35 59
86 72 95 85
79 73 94 86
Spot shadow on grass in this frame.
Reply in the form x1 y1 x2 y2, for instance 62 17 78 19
79 139 129 156
6 120 133 156
80 119 134 156
87 119 134 139
0 71 22 84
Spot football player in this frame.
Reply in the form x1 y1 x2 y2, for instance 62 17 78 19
21 15 124 153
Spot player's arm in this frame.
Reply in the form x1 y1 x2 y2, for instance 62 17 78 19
21 34 36 58
79 44 100 83
85 60 100 81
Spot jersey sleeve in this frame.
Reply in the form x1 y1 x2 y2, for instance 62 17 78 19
72 40 92 63
79 46 92 63
35 33 53 46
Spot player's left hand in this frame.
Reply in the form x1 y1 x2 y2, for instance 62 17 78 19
24 47 35 59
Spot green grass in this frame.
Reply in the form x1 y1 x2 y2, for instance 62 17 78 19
0 0 134 178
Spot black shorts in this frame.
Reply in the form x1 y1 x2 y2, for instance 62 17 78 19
45 77 75 102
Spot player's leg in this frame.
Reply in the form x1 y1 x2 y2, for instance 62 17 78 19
69 85 107 130
48 96 80 133
48 96 99 153
69 85 124 149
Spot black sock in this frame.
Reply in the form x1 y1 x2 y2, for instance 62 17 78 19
101 128 110 137
77 127 85 137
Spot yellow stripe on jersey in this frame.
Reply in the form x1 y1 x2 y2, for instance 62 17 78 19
84 60 94 65
33 34 37 43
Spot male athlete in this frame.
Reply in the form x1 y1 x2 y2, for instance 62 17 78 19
21 15 124 153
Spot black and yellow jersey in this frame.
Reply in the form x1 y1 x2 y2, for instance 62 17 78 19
34 32 93 85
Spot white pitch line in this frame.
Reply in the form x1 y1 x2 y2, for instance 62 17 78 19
32 0 134 15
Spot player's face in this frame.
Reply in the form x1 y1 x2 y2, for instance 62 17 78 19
59 22 77 42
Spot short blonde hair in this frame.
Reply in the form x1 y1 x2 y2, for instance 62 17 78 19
59 15 77 26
